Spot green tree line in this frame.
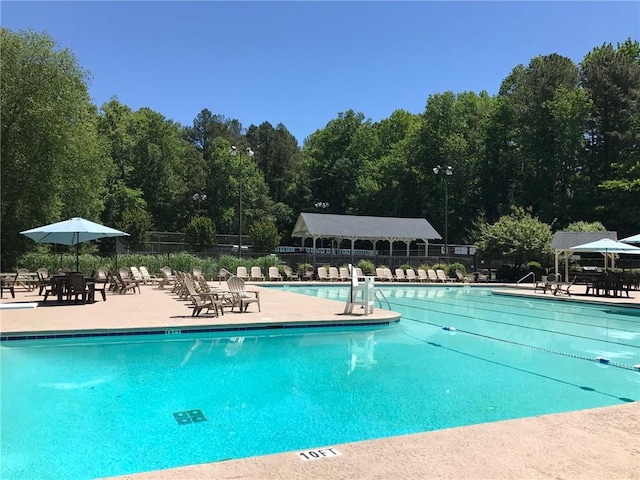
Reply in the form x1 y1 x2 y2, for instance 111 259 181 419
2 28 639 269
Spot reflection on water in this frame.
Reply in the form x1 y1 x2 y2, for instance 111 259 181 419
347 332 376 375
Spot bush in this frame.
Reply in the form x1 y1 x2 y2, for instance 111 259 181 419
496 264 518 282
185 216 217 252
447 262 467 277
248 221 281 253
357 259 376 276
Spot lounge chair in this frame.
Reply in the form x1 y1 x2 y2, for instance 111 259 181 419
375 268 388 282
405 269 417 282
268 266 283 281
250 266 265 282
192 266 203 277
455 269 472 283
129 266 145 283
339 267 351 282
236 266 250 281
316 267 330 281
283 266 299 281
436 269 450 282
394 269 408 282
303 266 315 281
427 269 440 282
417 269 429 282
328 266 340 281
382 268 394 281
139 266 159 285
227 276 261 312
353 267 366 281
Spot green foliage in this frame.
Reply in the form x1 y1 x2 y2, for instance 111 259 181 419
248 220 281 253
297 263 312 275
476 206 553 268
356 259 376 275
185 216 217 252
446 262 467 276
496 264 518 282
563 221 607 232
1 28 110 270
117 208 153 250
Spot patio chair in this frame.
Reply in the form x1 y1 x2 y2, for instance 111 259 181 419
455 269 472 283
217 268 232 283
66 273 92 303
417 269 429 282
227 276 261 312
382 268 394 281
394 269 408 282
339 267 351 282
115 271 140 294
328 266 340 281
158 267 175 289
250 266 265 282
436 269 450 282
303 266 315 281
139 266 159 285
236 266 250 281
405 269 417 282
283 265 299 281
268 266 283 281
129 266 145 283
427 269 440 282
375 268 388 282
184 276 223 317
353 267 366 281
553 275 577 297
317 267 330 281
91 267 109 301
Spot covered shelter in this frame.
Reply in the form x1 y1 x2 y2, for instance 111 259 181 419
291 213 441 259
551 231 617 280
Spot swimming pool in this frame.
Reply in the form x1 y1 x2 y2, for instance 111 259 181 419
1 286 638 479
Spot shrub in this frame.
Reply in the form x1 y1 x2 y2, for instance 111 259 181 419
447 262 467 277
357 259 376 276
185 216 217 252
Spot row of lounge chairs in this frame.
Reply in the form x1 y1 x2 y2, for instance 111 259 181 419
304 266 467 283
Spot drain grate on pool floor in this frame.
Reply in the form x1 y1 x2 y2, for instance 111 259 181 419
173 409 207 425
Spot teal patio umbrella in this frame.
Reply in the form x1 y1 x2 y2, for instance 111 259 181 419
620 233 640 244
569 238 640 271
20 217 129 271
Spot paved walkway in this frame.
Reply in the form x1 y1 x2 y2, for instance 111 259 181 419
1 282 638 479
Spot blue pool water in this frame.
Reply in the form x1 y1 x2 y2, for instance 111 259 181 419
1 286 638 479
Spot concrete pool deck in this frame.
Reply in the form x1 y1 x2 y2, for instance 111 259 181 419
1 281 638 479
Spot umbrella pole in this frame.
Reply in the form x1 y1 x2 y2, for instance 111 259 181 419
76 243 80 272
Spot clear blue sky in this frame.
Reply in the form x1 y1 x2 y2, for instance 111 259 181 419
3 1 638 144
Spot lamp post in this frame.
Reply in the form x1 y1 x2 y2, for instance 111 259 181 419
192 193 207 215
433 165 453 262
230 145 254 256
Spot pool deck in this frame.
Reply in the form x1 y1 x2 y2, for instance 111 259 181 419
1 281 639 479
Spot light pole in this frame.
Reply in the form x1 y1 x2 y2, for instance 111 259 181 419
433 165 453 262
192 193 207 215
230 145 254 256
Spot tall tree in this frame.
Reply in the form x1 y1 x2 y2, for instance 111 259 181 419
1 28 110 268
581 39 640 232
